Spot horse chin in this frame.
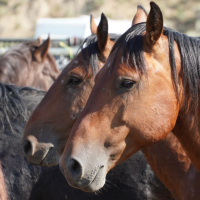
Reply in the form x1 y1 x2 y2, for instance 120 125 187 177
82 172 106 193
60 161 107 193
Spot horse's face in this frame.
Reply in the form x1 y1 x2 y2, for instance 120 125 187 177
60 46 180 192
22 14 115 167
60 2 181 192
22 52 94 166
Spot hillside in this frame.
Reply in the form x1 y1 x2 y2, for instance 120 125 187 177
0 0 199 38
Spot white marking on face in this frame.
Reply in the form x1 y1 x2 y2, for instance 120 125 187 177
70 111 80 120
71 113 76 120
70 109 83 120
74 60 78 64
61 80 64 84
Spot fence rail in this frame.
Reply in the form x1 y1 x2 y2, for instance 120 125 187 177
0 38 82 70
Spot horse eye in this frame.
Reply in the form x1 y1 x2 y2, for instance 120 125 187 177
120 79 136 89
69 77 82 86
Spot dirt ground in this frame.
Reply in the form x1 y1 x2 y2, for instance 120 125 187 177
0 0 199 38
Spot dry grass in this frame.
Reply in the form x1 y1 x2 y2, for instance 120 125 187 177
0 0 199 38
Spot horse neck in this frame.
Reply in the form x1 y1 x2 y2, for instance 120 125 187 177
0 52 29 86
172 106 200 171
0 162 8 200
47 54 60 79
142 132 200 199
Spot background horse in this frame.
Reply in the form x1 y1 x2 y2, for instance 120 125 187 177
0 37 60 90
0 84 45 199
59 1 200 195
22 12 174 200
0 162 8 200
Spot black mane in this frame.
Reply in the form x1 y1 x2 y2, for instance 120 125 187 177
0 84 46 199
78 33 120 75
110 22 200 117
0 83 27 131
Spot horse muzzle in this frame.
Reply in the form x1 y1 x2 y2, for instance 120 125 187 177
59 155 106 192
22 136 59 166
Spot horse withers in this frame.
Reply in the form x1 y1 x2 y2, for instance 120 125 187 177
0 37 60 90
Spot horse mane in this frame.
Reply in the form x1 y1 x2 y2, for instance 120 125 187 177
0 41 58 84
110 22 200 117
2 41 41 67
0 83 28 131
1 40 57 69
1 48 30 69
78 33 120 75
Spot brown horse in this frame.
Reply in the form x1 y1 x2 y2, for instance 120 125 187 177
0 162 8 200
22 14 118 166
23 7 200 200
0 37 59 90
60 1 200 193
22 12 175 200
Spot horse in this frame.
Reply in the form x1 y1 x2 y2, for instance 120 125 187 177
22 13 119 167
0 83 45 199
0 162 8 200
0 83 164 200
59 1 200 196
0 37 60 90
22 11 174 200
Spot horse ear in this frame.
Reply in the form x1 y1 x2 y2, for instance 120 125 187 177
97 13 110 53
26 37 42 47
145 2 163 46
132 5 148 25
90 14 97 34
34 36 50 62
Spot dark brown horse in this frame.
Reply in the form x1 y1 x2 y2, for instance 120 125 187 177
23 7 200 199
59 1 200 194
0 37 60 90
0 84 45 200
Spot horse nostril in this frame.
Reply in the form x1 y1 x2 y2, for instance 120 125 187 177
22 140 33 156
67 158 82 180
